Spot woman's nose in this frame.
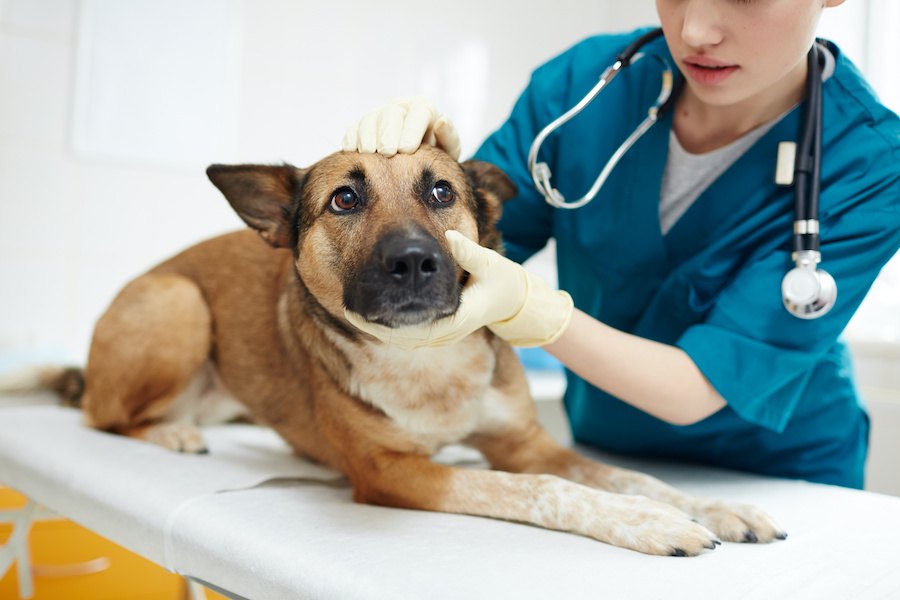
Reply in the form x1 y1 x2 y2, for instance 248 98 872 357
681 0 725 48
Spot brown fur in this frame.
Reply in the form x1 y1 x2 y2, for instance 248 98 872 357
77 146 783 555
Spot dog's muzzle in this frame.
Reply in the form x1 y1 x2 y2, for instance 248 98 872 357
343 227 460 327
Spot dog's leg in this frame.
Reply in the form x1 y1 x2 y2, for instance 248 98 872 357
347 450 718 556
82 273 212 453
470 423 785 543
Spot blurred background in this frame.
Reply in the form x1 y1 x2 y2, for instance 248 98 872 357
0 0 897 492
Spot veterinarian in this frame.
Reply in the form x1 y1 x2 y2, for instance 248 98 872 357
342 0 900 489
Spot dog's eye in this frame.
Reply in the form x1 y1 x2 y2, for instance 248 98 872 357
430 182 455 205
330 188 360 212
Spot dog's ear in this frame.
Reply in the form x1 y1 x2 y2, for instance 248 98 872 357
206 164 307 248
461 160 517 250
461 160 517 203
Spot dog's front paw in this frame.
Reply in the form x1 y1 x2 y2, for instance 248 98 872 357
141 422 208 454
692 501 786 543
604 496 720 556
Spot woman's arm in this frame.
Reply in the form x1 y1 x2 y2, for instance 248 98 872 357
544 309 726 425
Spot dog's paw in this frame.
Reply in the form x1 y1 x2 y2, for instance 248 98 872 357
141 422 208 453
692 500 786 543
603 496 720 556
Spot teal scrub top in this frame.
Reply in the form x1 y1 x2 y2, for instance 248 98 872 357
473 29 900 489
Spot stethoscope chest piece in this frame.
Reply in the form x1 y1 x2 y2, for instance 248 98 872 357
782 251 837 319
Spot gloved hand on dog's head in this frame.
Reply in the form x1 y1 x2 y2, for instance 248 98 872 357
341 97 462 160
344 230 574 349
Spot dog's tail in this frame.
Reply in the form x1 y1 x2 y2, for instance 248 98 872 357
0 365 85 407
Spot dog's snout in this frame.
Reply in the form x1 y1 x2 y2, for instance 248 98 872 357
345 227 460 327
384 244 441 285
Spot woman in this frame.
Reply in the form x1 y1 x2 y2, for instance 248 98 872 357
341 0 900 488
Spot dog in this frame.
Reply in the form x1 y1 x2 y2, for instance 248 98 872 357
59 145 782 556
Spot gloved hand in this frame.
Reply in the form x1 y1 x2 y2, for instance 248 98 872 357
345 230 574 349
341 97 462 160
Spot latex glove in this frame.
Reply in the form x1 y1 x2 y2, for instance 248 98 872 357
341 97 462 160
345 231 573 349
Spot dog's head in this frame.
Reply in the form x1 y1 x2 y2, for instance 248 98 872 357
207 146 516 328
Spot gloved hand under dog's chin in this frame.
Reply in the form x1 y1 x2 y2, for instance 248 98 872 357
344 231 574 350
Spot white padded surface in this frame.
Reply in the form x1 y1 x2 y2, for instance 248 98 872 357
1 402 898 599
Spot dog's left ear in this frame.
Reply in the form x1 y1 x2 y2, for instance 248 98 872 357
461 160 517 250
461 159 517 203
206 164 308 248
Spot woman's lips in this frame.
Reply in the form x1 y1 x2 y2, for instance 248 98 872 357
682 55 740 85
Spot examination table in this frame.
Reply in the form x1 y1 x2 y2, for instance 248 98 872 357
1 401 898 600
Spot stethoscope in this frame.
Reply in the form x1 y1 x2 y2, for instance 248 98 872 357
528 28 837 319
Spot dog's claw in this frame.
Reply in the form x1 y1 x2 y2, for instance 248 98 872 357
178 445 208 454
775 531 788 540
743 530 759 543
670 548 688 557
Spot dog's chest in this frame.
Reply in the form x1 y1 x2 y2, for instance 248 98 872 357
345 338 499 445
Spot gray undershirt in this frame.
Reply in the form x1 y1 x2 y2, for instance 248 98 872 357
659 44 835 236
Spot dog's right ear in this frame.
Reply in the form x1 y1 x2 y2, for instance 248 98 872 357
206 164 307 248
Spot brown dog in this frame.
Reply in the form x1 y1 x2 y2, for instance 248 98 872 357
75 145 782 556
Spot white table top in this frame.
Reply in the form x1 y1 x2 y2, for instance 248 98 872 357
1 401 898 600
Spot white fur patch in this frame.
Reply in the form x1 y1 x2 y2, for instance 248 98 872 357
476 387 518 431
329 328 503 449
162 361 248 425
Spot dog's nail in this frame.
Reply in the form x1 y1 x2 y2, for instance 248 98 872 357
775 531 788 540
197 447 210 455
713 540 722 546
670 548 688 557
706 542 717 550
743 530 758 543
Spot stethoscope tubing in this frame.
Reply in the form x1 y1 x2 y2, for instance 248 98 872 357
528 29 674 210
794 44 824 253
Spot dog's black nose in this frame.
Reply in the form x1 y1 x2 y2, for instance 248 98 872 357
345 226 459 326
382 240 443 289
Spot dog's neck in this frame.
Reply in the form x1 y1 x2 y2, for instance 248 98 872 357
277 261 504 449
278 267 358 385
